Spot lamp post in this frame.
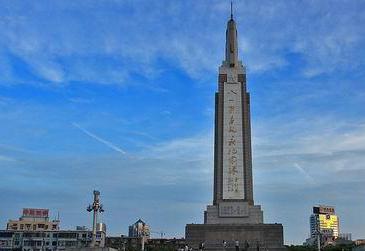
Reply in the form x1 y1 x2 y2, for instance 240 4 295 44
87 190 104 247
317 231 321 251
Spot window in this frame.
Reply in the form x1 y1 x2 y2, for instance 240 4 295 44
58 232 77 239
23 232 45 238
23 240 37 247
0 232 13 238
65 241 77 247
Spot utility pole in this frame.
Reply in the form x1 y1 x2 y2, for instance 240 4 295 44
87 190 104 247
317 231 321 251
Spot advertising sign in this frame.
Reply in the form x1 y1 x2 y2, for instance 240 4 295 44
22 208 49 218
319 214 338 229
313 206 335 215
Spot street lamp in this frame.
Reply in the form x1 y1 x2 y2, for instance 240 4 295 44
86 190 104 247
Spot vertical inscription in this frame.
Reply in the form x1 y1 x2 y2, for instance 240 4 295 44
223 82 245 200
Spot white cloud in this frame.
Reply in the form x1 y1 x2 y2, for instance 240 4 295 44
1 1 363 85
0 155 16 162
144 133 213 161
253 116 365 185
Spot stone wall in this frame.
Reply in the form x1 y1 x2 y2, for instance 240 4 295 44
186 224 286 251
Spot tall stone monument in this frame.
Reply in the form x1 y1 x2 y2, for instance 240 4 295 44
185 12 286 251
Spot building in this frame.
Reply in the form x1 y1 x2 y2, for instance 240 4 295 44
7 209 60 232
0 209 106 251
0 228 106 251
107 236 141 251
127 219 150 251
356 239 365 246
185 6 285 251
128 219 150 239
305 205 341 247
339 233 352 241
310 205 339 239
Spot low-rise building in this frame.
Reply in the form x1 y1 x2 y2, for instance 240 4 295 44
1 209 106 251
0 229 106 251
356 239 365 246
128 219 150 239
7 208 60 232
339 233 352 241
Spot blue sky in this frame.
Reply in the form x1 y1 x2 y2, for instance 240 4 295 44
0 0 365 245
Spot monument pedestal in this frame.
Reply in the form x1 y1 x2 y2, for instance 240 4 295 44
185 224 286 251
204 202 263 224
65 248 117 251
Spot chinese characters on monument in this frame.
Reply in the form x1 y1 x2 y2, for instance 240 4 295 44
223 82 244 200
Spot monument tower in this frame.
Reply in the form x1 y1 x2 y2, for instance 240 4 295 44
205 5 262 225
186 7 286 251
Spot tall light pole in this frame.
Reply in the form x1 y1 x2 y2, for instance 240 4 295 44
317 232 321 251
87 190 104 247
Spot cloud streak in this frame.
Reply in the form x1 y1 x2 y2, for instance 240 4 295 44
0 155 16 162
294 163 315 185
72 122 126 154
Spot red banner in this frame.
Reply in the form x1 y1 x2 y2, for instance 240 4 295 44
22 208 49 217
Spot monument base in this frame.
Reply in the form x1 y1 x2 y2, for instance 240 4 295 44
65 248 117 251
185 224 286 251
205 202 264 224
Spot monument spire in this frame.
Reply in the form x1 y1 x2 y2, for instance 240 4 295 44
225 4 238 68
230 1 233 20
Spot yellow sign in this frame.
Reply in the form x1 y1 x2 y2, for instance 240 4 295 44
319 214 338 229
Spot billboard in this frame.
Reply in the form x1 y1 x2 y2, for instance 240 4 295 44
319 214 338 236
22 208 49 218
313 206 335 215
319 214 338 228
